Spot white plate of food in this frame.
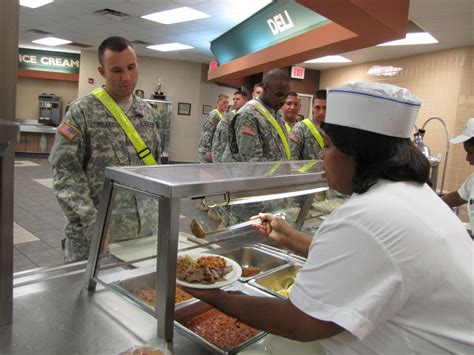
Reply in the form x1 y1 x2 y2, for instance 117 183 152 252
176 253 242 289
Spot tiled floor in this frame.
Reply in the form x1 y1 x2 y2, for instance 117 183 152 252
13 155 219 273
14 156 65 272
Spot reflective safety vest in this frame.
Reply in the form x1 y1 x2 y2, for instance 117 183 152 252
302 118 325 149
92 88 158 165
211 109 224 122
248 100 291 160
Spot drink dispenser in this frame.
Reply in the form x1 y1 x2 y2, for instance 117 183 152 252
39 93 62 126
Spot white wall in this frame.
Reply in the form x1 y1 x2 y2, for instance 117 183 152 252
77 51 234 162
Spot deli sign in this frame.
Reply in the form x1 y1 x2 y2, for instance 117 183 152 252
18 48 80 74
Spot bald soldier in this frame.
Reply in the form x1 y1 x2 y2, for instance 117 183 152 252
289 89 326 160
229 69 291 162
49 36 161 262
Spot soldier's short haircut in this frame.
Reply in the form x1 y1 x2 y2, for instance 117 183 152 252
253 82 264 91
314 89 327 100
234 90 248 98
286 91 299 101
98 36 133 66
263 69 290 86
217 93 229 102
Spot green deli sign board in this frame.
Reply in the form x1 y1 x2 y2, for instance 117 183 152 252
18 48 80 74
210 0 330 65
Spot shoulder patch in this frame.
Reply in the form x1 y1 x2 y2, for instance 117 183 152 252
242 125 257 137
209 116 217 125
289 133 300 143
58 122 79 141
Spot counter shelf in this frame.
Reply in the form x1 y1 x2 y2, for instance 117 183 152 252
83 161 328 345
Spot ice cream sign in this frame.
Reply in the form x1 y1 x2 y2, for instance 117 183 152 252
18 48 80 74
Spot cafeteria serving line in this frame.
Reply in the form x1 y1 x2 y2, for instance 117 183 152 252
1 0 473 354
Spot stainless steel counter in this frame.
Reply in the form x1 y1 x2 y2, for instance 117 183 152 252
16 119 56 134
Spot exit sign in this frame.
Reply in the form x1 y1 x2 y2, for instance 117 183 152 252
291 66 305 79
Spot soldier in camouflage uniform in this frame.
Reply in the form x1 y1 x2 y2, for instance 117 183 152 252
49 37 161 263
228 69 291 162
281 91 301 134
289 90 327 160
198 94 231 163
226 69 291 222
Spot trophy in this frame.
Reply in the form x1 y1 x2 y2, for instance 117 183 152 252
152 77 166 100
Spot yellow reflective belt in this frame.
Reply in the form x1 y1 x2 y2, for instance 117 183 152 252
212 109 224 122
91 88 158 165
285 122 291 134
297 161 317 173
249 100 291 160
303 118 325 149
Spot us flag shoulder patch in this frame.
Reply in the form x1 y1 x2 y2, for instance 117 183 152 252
289 133 300 143
58 122 79 141
242 125 256 137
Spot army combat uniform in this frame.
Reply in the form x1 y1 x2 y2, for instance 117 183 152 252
289 120 325 160
49 93 161 262
211 114 234 163
227 99 290 223
198 109 231 163
228 99 289 162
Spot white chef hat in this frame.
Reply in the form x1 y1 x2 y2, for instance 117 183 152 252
450 118 474 144
326 82 421 138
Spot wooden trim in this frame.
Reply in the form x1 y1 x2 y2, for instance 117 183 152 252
17 69 79 82
208 0 409 83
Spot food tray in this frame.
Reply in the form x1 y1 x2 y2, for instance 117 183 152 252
249 263 303 299
218 246 288 281
174 283 269 354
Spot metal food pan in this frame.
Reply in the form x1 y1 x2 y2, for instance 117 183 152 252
112 272 194 314
218 246 288 281
249 263 302 299
174 283 268 354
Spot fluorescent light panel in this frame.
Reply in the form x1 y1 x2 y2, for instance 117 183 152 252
147 43 193 52
305 55 352 64
20 0 53 8
367 66 403 77
32 37 72 46
142 7 210 24
377 32 438 46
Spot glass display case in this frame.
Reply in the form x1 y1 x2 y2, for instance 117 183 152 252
144 99 172 163
83 161 335 351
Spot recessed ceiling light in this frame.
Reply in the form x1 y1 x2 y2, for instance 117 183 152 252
142 7 210 24
377 32 438 46
367 66 403 77
20 0 54 8
32 37 72 46
304 55 352 63
147 43 194 52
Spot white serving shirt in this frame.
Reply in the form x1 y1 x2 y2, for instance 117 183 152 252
290 180 474 355
458 173 474 232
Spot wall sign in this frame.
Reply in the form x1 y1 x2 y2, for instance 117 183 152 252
210 0 330 65
18 48 80 74
291 66 305 79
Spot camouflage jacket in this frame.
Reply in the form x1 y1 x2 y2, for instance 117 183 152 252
228 99 289 162
289 120 324 160
49 92 161 262
198 109 231 162
212 115 233 163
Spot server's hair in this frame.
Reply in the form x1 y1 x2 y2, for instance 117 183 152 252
465 137 474 147
322 123 431 194
98 36 133 66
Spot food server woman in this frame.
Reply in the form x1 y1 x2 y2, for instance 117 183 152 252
184 82 473 354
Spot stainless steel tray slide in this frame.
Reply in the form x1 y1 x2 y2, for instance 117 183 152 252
174 283 269 354
249 263 303 299
218 246 288 281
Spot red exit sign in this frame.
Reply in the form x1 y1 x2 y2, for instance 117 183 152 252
291 66 305 79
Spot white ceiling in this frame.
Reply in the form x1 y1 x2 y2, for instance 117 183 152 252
18 0 474 70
